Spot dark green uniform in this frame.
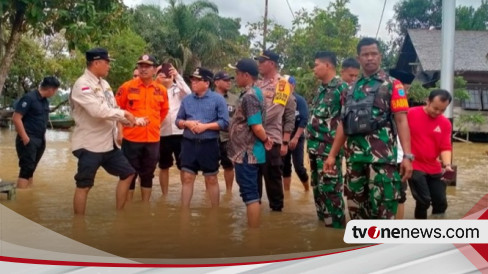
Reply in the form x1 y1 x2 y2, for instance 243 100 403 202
342 69 408 220
306 76 349 228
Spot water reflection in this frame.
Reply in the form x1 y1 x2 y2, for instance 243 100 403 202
0 128 487 259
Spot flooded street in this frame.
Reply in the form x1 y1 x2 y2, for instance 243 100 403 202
0 128 487 261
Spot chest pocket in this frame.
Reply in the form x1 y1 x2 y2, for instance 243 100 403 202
127 93 142 110
314 91 335 119
371 84 390 116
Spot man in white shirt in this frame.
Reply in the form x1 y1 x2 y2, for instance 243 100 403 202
156 64 192 196
70 48 136 215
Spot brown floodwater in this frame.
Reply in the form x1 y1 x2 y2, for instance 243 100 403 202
0 128 487 261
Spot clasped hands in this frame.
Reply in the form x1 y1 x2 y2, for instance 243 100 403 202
185 120 208 134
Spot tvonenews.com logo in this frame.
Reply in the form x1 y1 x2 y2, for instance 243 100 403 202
368 226 380 239
344 220 488 244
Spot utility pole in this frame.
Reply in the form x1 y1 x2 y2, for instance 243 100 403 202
440 0 455 121
263 0 268 51
440 0 456 185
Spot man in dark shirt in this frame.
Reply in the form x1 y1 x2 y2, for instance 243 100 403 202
282 76 309 192
12 76 60 188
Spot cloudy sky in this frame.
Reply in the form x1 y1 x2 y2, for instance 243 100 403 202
124 0 483 41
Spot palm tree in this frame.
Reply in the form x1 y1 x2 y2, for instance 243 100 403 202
131 0 249 74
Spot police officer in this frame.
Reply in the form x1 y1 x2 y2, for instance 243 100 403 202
255 50 296 212
70 48 136 215
324 38 413 220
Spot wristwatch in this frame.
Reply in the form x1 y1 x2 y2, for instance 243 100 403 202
403 153 415 161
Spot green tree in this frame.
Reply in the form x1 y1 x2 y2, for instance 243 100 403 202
0 0 128 96
2 36 47 102
284 0 359 100
456 1 488 30
130 1 249 74
387 0 442 37
247 19 291 54
101 29 147 90
407 76 470 104
388 0 488 49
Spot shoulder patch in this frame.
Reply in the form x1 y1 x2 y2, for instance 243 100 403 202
21 101 27 108
398 89 405 97
81 87 92 94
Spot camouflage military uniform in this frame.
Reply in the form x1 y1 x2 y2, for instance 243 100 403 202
306 76 349 228
342 70 408 220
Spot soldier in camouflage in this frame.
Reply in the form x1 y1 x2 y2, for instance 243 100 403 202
324 38 413 220
307 51 349 228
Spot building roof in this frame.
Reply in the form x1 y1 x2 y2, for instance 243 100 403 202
407 29 488 72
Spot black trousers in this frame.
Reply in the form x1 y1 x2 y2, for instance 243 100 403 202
408 170 448 219
121 139 160 190
282 136 308 182
258 144 284 211
16 135 45 179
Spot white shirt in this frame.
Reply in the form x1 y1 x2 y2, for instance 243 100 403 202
70 69 125 152
160 75 191 136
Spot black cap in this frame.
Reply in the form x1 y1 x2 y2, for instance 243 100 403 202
86 48 113 62
229 58 259 77
214 71 234 81
137 54 158 66
190 67 214 82
389 69 415 85
254 50 280 63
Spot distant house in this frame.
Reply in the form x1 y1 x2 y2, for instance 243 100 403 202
395 29 488 133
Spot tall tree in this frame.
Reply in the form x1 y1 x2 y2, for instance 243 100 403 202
286 0 359 100
0 0 128 96
388 0 488 49
130 1 249 74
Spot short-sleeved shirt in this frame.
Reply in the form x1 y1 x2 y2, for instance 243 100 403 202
116 78 169 143
408 106 452 174
306 76 349 156
175 89 229 140
228 86 266 164
14 90 49 139
218 91 239 142
341 69 409 164
256 74 296 144
70 69 126 153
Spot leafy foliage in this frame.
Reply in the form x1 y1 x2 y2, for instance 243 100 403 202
387 0 488 50
247 0 359 100
455 112 486 134
130 1 249 74
407 76 470 103
0 0 129 95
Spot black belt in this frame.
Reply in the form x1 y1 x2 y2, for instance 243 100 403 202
184 137 217 143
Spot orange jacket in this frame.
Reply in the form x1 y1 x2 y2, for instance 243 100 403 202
116 78 169 142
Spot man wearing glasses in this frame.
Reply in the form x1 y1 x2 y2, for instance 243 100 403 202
175 67 229 208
